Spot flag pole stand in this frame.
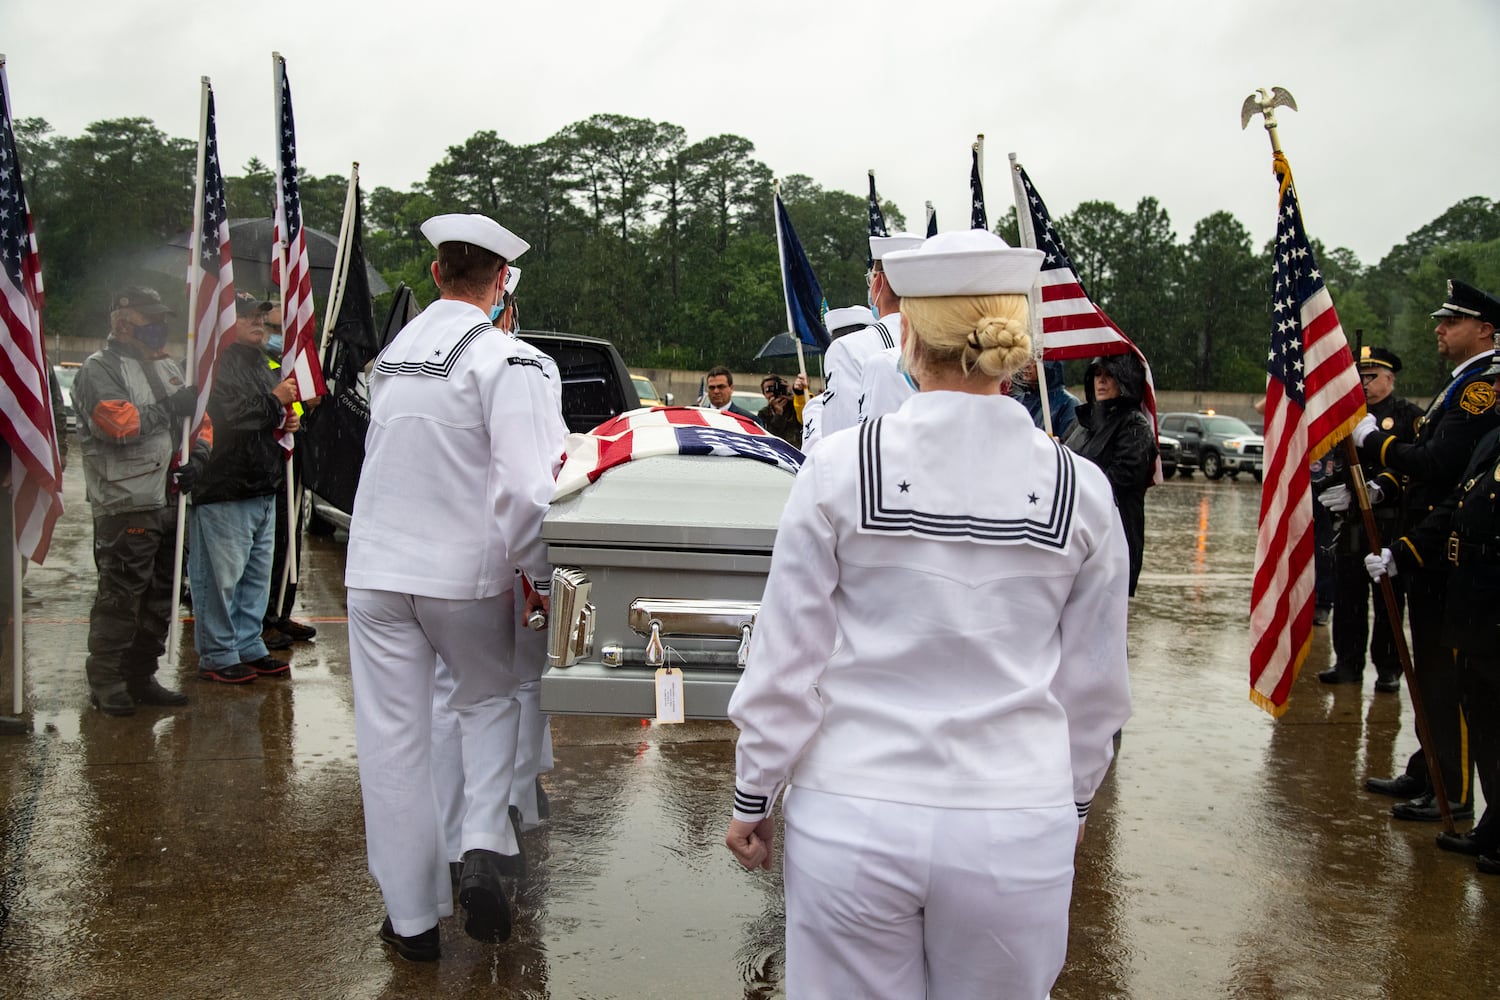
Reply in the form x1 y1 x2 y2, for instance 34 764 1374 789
167 77 213 670
1243 87 1454 834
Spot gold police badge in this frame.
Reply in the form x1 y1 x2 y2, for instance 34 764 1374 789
1381 416 1394 430
1459 381 1496 416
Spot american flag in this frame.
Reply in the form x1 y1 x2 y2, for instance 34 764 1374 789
969 147 987 230
272 55 326 423
866 171 887 269
189 84 237 440
0 62 63 562
1012 162 1159 470
553 406 804 499
1249 154 1365 716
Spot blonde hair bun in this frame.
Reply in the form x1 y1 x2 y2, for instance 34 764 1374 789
971 316 1031 377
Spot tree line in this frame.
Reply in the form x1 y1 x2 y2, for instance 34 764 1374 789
14 113 1500 393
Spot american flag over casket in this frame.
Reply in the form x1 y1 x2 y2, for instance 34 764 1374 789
553 406 805 500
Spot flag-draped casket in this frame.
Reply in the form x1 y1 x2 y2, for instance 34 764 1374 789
540 407 800 720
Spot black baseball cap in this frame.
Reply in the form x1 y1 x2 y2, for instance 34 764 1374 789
111 286 173 318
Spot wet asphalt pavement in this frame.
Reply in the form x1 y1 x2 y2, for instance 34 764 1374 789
1 457 1498 999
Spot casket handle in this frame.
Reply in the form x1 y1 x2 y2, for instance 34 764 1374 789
627 598 760 640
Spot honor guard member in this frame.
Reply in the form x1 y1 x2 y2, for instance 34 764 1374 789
345 213 554 961
818 233 923 439
726 230 1131 999
1316 346 1423 691
801 305 873 451
1365 357 1500 871
1356 278 1500 820
432 263 567 870
74 286 205 715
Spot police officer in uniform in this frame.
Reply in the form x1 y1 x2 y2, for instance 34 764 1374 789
1316 346 1423 690
345 214 554 961
818 233 923 439
1356 279 1499 820
726 230 1131 999
1366 357 1500 871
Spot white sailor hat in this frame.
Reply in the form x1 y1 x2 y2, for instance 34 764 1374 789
881 229 1044 297
420 213 530 262
869 232 924 263
824 305 874 336
504 266 522 296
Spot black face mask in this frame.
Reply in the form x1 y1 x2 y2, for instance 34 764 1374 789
134 321 169 349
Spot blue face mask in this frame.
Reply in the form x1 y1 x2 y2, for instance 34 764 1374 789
266 333 284 355
135 321 169 349
489 304 503 323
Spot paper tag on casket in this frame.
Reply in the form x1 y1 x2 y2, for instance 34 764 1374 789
654 667 685 724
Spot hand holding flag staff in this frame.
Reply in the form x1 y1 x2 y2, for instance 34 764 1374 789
1240 87 1454 829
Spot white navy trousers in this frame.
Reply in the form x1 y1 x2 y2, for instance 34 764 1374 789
781 786 1076 1000
348 586 520 937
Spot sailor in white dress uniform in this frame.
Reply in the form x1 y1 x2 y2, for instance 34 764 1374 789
431 264 568 880
346 214 556 955
817 233 923 440
726 230 1132 1000
856 343 915 424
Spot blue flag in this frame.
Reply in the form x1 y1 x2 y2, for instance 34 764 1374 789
774 192 830 350
970 147 987 230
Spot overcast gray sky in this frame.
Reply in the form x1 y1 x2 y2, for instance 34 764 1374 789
7 0 1499 266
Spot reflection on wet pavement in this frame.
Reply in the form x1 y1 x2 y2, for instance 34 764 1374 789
1 464 1496 998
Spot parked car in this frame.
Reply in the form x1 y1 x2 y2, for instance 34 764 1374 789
52 362 80 433
1157 411 1264 481
631 374 671 407
1157 433 1179 478
732 390 766 420
307 329 641 534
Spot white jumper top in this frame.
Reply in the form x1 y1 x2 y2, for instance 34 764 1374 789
856 344 915 425
730 390 1132 822
818 313 903 439
346 299 561 600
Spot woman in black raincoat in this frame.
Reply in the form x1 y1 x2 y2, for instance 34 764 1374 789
1063 353 1158 595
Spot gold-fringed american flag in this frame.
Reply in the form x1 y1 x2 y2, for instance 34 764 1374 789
1249 153 1365 716
189 83 237 442
0 60 63 562
272 54 326 426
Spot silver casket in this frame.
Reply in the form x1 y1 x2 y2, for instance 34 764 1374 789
539 453 794 720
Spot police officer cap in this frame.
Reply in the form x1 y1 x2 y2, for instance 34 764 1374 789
869 232 924 263
881 230 1045 298
420 213 530 262
1430 278 1500 326
111 285 174 318
504 266 522 296
234 292 273 317
824 305 875 337
1357 345 1402 373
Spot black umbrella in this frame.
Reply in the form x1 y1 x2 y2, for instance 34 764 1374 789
141 217 389 303
754 331 825 360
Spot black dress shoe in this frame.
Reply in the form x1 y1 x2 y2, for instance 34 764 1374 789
1477 853 1500 876
128 677 189 706
1436 831 1486 856
261 628 293 651
275 618 317 642
1317 666 1363 685
458 849 513 943
0 714 28 735
1365 774 1424 798
378 916 440 962
1392 793 1473 823
1373 675 1401 694
90 686 137 716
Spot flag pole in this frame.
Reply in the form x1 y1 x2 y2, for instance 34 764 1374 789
271 52 306 622
1009 152 1053 436
11 541 21 714
1243 87 1452 832
319 163 359 355
772 180 808 383
167 77 212 668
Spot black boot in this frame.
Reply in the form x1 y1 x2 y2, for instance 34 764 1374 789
1317 664 1362 685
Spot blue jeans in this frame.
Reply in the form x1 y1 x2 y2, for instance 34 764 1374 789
188 495 276 670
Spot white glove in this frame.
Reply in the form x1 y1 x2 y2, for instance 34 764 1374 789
1352 414 1379 447
1318 484 1351 512
1364 548 1396 581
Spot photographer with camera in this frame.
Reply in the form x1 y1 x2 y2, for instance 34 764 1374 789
758 373 805 449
